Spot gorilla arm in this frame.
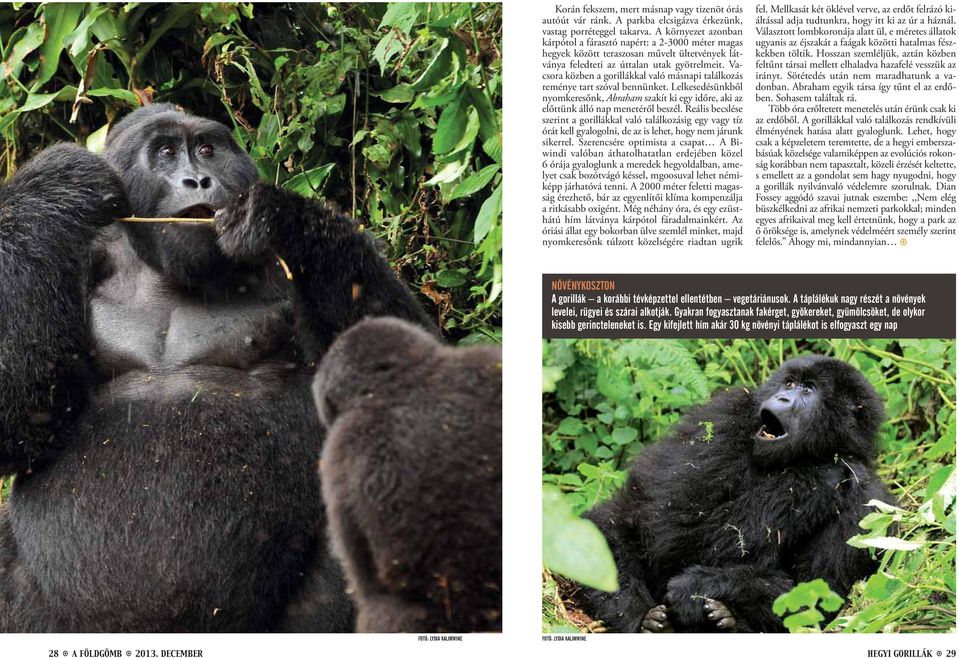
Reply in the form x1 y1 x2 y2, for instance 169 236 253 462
581 494 660 632
0 145 128 475
662 563 793 632
667 460 890 633
215 182 434 359
789 459 894 611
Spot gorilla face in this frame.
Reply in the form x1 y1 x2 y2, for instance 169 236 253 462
102 104 259 290
751 356 884 466
756 376 819 442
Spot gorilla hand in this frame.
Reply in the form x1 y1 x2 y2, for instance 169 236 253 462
216 181 358 265
704 598 736 631
640 604 673 633
12 143 130 233
214 182 283 262
664 573 737 632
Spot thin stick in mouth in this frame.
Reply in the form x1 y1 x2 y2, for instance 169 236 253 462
118 216 216 224
115 216 294 281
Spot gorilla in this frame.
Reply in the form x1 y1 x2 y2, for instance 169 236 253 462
580 356 894 633
0 104 437 632
314 318 502 632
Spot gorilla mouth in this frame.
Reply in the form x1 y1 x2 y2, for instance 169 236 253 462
174 204 216 219
757 409 788 441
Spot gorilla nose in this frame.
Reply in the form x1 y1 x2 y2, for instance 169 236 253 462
182 176 213 190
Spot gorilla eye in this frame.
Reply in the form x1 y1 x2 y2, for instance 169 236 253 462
198 144 214 157
785 380 796 389
158 144 176 157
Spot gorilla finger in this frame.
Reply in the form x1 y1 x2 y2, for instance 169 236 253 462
703 598 722 612
640 618 672 633
716 616 736 630
708 601 734 620
664 590 677 605
646 605 668 622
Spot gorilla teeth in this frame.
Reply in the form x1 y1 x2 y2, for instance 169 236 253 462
757 427 789 441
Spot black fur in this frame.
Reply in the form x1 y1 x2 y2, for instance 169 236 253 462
0 106 432 631
314 318 502 632
581 356 894 633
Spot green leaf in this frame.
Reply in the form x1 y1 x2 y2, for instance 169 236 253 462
377 84 415 103
85 122 110 154
425 157 469 186
611 427 638 445
33 3 84 88
847 535 924 551
349 130 368 147
410 38 452 91
543 367 566 393
202 33 236 58
371 30 405 75
863 572 902 601
542 486 618 592
926 464 955 502
473 182 502 243
18 89 67 112
467 86 499 142
396 117 422 159
378 3 423 33
66 5 112 58
557 417 583 436
782 609 825 631
577 463 602 479
597 364 633 401
864 499 905 514
482 133 502 163
432 91 467 155
448 106 480 155
4 22 45 76
436 269 466 288
449 164 499 201
85 87 139 106
282 164 336 198
412 86 460 109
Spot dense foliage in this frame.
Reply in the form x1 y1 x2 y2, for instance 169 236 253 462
0 2 502 342
543 338 957 633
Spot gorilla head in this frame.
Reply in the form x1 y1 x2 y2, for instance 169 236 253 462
312 317 439 427
102 103 259 289
751 355 885 466
310 317 502 632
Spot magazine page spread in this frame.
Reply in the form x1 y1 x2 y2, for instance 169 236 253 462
0 1 955 657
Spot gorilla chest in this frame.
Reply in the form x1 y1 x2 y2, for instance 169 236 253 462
90 263 295 374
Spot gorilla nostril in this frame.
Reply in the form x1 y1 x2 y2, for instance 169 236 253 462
182 178 199 189
199 177 212 189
